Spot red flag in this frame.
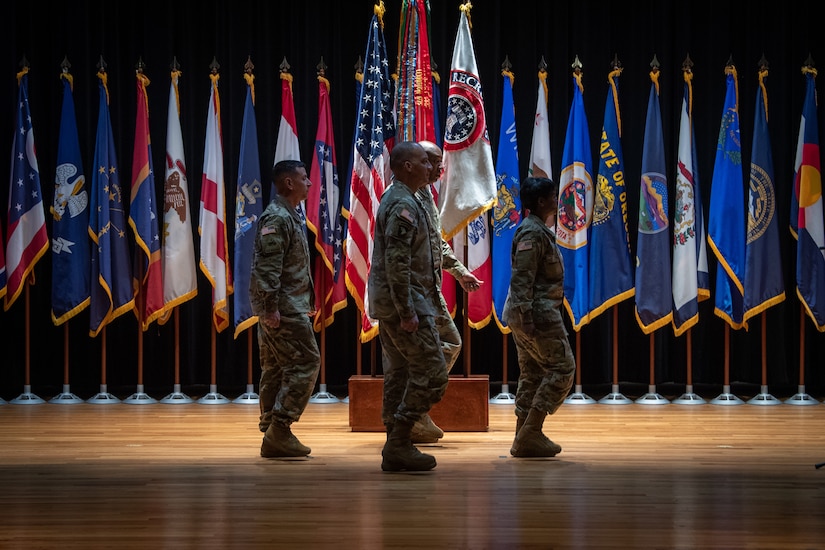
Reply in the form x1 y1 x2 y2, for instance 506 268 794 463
199 72 233 332
306 73 346 330
129 71 165 330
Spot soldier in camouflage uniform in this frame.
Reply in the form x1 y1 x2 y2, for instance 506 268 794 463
250 159 320 458
412 140 484 444
368 141 448 472
502 176 576 458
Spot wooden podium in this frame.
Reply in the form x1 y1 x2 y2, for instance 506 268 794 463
347 374 490 432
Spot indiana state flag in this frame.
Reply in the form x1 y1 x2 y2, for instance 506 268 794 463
589 67 634 321
129 71 164 331
491 68 521 332
634 70 672 333
51 69 91 324
89 69 134 336
743 67 785 325
793 67 825 331
708 65 745 329
233 72 263 339
556 68 593 331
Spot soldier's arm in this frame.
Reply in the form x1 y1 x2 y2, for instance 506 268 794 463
384 201 418 322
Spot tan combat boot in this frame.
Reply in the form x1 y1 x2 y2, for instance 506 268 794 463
411 413 443 444
261 421 311 458
381 420 437 471
510 408 562 458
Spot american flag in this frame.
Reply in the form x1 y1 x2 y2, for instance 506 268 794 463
5 67 49 311
345 9 395 342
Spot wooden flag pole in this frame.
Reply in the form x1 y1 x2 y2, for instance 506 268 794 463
161 308 194 403
10 284 44 403
598 306 632 404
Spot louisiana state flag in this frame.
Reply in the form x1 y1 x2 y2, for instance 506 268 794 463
708 65 745 329
743 67 785 324
491 68 521 332
589 67 634 321
634 71 672 333
793 67 825 331
556 70 593 331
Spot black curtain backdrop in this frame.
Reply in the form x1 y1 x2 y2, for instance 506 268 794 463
2 1 824 400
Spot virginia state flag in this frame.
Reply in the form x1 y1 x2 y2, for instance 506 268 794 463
556 70 593 331
233 73 263 339
672 67 710 335
161 68 197 318
743 67 785 324
635 71 672 333
306 73 347 331
439 3 497 240
51 69 91 324
708 65 745 329
345 7 396 342
491 68 521 332
793 67 825 331
89 69 134 336
199 72 233 333
129 71 164 331
5 67 49 312
589 67 634 321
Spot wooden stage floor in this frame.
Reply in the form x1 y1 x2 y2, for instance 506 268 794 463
1 399 824 549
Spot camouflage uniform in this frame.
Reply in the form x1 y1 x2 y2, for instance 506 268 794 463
369 181 448 427
250 194 320 432
416 184 469 372
502 213 575 418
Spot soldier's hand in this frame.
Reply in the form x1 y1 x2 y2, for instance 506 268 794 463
263 310 281 329
459 274 483 293
400 313 419 333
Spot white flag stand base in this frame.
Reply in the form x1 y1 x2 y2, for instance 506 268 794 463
198 385 230 405
10 385 45 405
599 384 633 405
673 385 706 405
124 384 157 405
49 384 84 404
747 385 782 406
785 385 820 406
564 385 596 405
233 384 259 404
711 385 744 405
636 385 670 405
490 383 516 405
87 384 120 404
160 384 194 404
309 384 340 404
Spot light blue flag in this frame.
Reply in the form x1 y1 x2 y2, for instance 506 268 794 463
635 73 672 333
708 66 745 329
233 79 263 339
556 71 593 331
743 68 785 325
491 69 521 332
589 68 634 321
51 71 91 324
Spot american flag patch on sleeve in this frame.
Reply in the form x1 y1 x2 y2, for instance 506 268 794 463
517 240 533 251
261 226 277 236
399 208 414 224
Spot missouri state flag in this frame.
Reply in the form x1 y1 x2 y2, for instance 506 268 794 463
635 69 672 333
129 71 165 330
792 66 825 331
708 64 745 329
51 68 91 324
5 67 49 311
556 68 593 331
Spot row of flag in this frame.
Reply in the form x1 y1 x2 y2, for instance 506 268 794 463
2 2 824 366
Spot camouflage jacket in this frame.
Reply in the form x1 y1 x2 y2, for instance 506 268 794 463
502 213 567 336
249 194 315 317
416 184 471 283
369 181 442 321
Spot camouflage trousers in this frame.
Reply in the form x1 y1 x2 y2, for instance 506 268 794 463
435 309 462 373
378 316 449 427
257 314 321 432
510 325 576 418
